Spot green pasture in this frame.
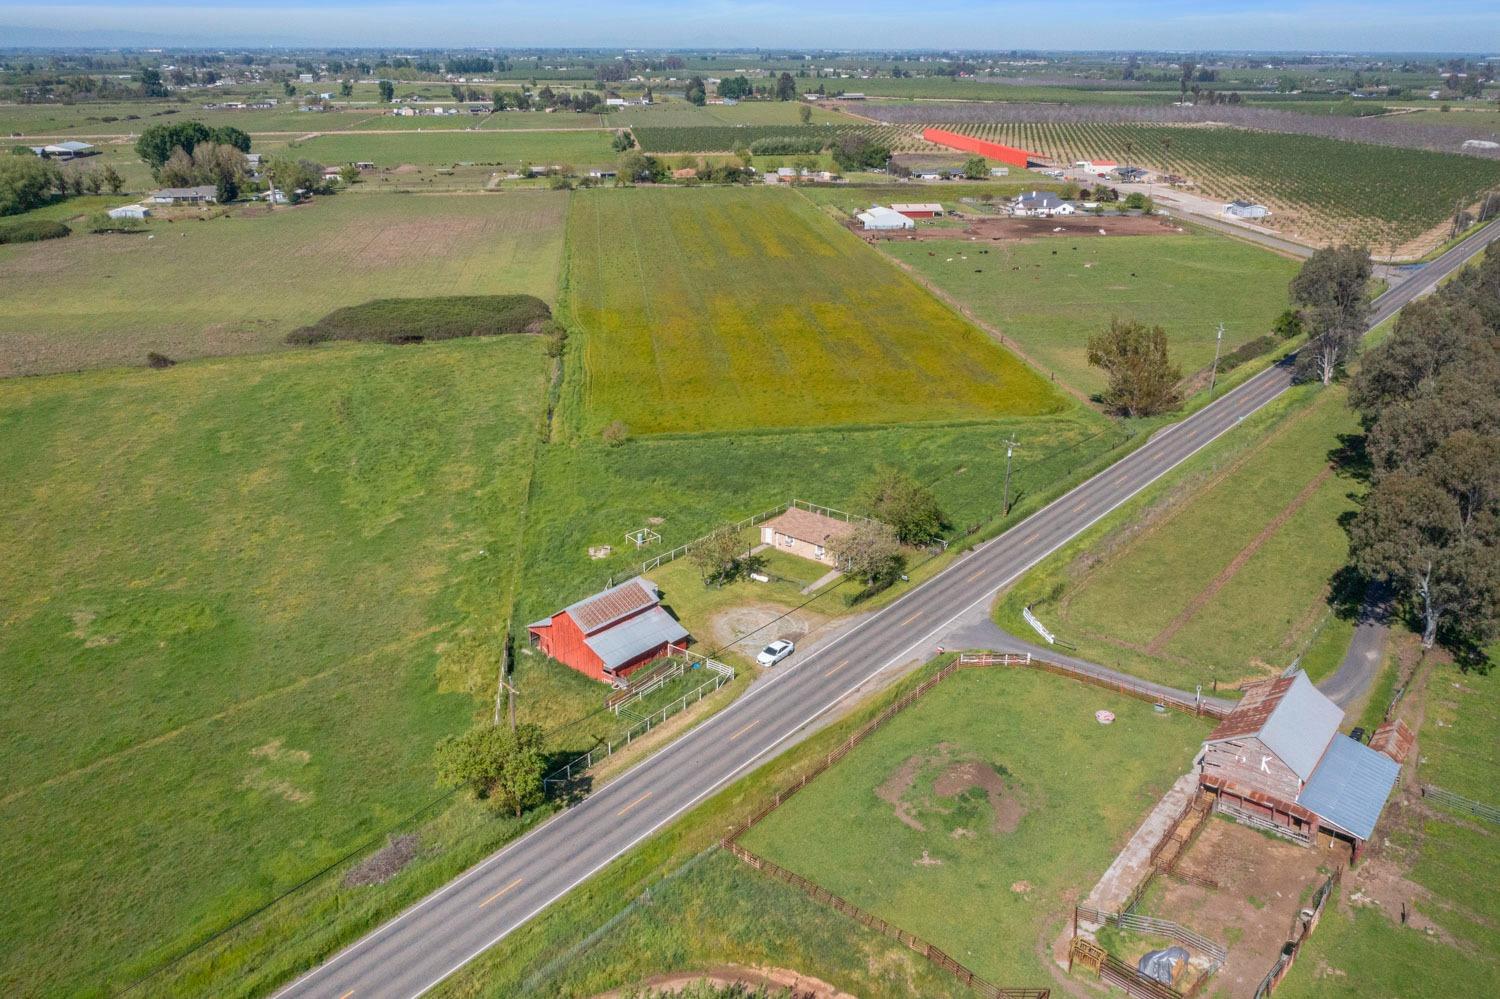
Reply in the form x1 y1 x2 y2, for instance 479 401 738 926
280 129 618 167
878 228 1300 396
612 100 852 127
565 186 1069 435
1418 653 1500 803
0 191 566 376
0 336 550 996
740 667 1209 987
998 385 1361 691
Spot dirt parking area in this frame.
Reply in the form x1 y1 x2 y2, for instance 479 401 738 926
858 214 1188 243
708 602 828 657
1150 816 1347 996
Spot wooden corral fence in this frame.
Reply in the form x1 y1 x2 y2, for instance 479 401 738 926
1251 865 1343 999
1069 938 1183 999
1075 908 1228 970
721 655 1050 998
1421 784 1500 825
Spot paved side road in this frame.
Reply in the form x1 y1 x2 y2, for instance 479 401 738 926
272 221 1499 999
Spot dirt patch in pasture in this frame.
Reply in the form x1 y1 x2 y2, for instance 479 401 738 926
933 758 1026 833
859 214 1186 244
708 602 828 657
589 965 856 999
876 744 1026 837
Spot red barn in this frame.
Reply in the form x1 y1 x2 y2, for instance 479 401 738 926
922 127 1040 169
527 578 690 683
890 202 944 219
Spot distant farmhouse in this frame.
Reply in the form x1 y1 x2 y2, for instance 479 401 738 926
150 186 218 205
528 578 689 683
1013 190 1074 217
1197 671 1409 860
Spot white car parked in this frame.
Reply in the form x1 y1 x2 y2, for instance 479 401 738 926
756 639 795 667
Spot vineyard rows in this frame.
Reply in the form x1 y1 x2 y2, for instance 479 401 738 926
631 124 931 154
939 121 1500 248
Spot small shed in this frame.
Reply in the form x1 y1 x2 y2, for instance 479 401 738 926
1225 200 1270 219
107 204 150 220
857 206 914 230
759 507 858 565
527 578 689 683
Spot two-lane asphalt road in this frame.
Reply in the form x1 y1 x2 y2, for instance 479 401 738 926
274 221 1499 999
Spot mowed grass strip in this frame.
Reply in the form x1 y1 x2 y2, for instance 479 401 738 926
880 229 1300 397
0 337 549 995
567 187 1068 434
0 191 566 377
1000 386 1360 691
739 667 1208 987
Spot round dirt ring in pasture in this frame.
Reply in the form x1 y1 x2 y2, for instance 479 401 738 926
708 602 825 657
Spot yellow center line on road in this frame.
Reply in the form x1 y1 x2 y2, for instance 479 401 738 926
966 568 986 582
729 718 761 741
1072 499 1088 512
824 659 852 677
616 791 652 817
1023 532 1040 545
899 611 923 626
338 992 355 999
479 877 523 909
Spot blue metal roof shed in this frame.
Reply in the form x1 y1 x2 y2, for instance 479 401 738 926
1297 736 1400 841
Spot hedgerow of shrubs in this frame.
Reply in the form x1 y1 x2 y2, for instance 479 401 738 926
286 294 554 345
0 218 70 244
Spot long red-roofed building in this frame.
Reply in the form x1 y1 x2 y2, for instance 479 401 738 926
922 127 1041 169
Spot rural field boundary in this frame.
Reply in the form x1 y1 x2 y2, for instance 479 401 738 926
957 651 1229 720
1420 784 1500 824
720 653 1050 999
1250 866 1343 999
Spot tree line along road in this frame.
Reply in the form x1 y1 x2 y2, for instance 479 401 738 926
271 219 1500 999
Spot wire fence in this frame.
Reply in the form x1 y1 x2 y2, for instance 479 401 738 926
1420 784 1500 824
1251 865 1342 999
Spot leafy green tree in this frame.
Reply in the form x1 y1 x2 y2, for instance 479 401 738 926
685 77 707 106
1086 319 1183 417
135 121 210 170
207 125 251 153
861 468 945 545
214 173 238 204
689 526 750 585
338 164 361 186
340 80 354 98
1290 245 1372 385
434 723 547 817
0 156 62 216
100 164 124 194
962 156 987 180
798 103 812 124
491 89 509 111
829 521 904 588
611 130 634 152
138 66 168 98
775 72 797 101
1272 308 1305 340
378 79 395 103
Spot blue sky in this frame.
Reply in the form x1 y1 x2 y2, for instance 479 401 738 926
2 1 1496 51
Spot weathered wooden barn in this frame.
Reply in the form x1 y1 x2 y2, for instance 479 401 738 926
527 578 689 683
1197 671 1404 859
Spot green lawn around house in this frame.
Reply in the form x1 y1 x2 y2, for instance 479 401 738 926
278 128 619 168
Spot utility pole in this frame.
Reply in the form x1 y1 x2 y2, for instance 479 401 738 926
1208 321 1225 398
1002 436 1019 515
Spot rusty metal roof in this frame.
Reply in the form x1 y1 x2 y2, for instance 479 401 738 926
564 577 660 635
762 507 858 546
1206 672 1343 781
1368 719 1415 764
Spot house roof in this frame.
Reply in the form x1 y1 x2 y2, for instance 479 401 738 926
48 140 93 152
857 206 912 226
153 185 217 199
583 604 689 672
563 577 661 634
1228 199 1263 209
762 507 859 546
1016 190 1063 207
890 203 943 213
1207 671 1343 781
1297 735 1400 840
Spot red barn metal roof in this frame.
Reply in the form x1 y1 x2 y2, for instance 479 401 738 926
564 577 661 635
